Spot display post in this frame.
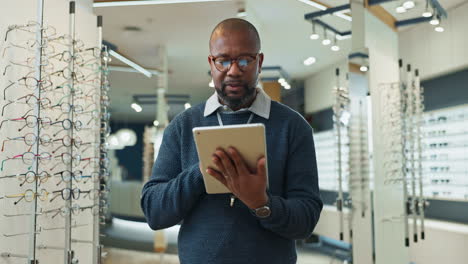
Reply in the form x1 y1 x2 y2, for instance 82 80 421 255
65 1 76 263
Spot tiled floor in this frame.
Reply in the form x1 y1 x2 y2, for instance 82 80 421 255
103 247 342 264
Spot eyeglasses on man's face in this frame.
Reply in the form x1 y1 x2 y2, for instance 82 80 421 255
209 53 260 73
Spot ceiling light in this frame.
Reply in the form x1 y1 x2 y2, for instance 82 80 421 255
184 103 191 109
116 129 137 146
360 65 368 72
237 11 247 17
310 22 319 40
396 6 406 13
434 26 444 32
131 102 142 112
237 8 247 18
279 79 289 87
209 79 214 88
310 33 319 40
303 57 317 66
403 1 415 9
296 0 326 10
422 0 432 17
422 10 433 17
108 134 125 150
321 29 331 46
153 120 160 127
430 17 439 25
109 50 152 78
94 0 227 7
284 84 291 90
331 37 339 51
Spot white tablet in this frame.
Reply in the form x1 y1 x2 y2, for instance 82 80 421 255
193 123 268 194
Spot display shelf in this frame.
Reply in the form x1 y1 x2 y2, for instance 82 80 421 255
314 105 468 201
421 104 468 200
314 130 349 193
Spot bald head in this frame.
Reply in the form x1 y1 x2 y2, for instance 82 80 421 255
209 18 261 53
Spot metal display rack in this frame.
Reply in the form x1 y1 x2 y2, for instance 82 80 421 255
0 1 109 263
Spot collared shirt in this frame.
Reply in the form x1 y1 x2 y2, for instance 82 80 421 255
203 88 271 119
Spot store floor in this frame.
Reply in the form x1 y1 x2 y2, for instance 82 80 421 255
103 247 341 264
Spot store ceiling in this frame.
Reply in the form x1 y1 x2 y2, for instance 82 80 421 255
94 0 352 122
382 0 467 24
93 0 465 123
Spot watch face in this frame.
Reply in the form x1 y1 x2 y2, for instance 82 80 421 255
255 206 271 218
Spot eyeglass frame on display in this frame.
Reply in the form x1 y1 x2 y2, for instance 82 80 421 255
4 188 49 205
0 151 52 171
1 133 52 152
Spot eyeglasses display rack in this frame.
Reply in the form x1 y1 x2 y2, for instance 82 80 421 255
0 1 109 263
332 68 350 241
421 104 468 200
371 60 425 247
314 60 439 249
96 16 111 264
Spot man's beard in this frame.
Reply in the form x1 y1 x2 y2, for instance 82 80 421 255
216 82 257 110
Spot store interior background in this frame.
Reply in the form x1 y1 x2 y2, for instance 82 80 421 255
1 0 468 263
99 0 468 263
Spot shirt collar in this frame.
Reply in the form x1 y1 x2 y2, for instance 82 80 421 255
203 88 271 119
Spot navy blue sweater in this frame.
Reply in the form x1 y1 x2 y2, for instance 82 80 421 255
141 101 323 264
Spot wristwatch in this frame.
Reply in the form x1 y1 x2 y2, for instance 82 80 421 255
251 199 271 218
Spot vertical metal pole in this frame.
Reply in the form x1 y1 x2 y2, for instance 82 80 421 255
65 2 76 263
95 15 103 264
157 45 169 128
407 64 418 243
401 62 410 247
345 72 354 242
30 0 45 262
334 68 344 241
414 69 426 240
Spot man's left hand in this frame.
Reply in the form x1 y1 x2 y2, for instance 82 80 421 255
206 147 268 209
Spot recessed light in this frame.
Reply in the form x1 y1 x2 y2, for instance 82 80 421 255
310 33 319 40
430 18 439 25
322 39 331 46
304 57 317 66
434 26 444 32
403 1 415 9
422 11 432 17
396 6 406 13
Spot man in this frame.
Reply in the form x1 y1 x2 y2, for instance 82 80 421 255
141 18 322 264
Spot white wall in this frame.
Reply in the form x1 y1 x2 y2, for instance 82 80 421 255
304 60 348 113
399 1 468 80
